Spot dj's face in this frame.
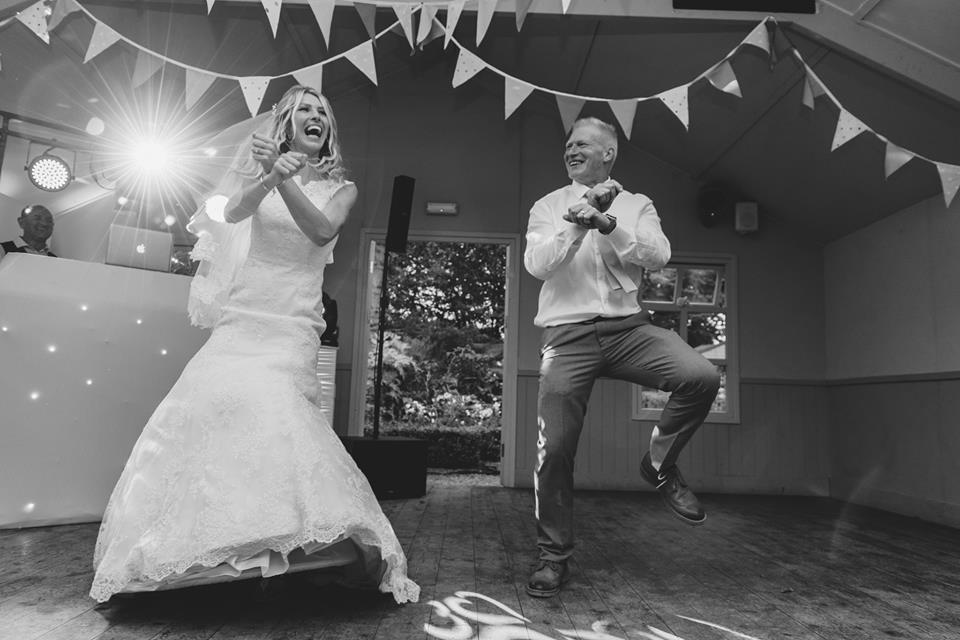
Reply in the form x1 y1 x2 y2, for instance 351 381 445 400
19 208 54 243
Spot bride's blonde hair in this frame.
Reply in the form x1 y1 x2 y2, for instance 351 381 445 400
268 85 346 181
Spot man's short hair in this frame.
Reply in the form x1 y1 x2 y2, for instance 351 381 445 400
21 204 51 219
572 117 618 165
573 117 618 146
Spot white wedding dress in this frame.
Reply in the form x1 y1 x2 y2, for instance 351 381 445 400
90 176 420 604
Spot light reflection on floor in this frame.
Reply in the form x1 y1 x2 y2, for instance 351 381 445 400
422 591 762 640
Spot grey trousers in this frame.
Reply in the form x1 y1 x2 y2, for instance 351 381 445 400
534 313 721 562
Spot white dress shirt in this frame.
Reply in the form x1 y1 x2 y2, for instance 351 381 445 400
524 180 671 328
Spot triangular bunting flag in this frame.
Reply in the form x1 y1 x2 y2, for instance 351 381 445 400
935 162 960 208
354 3 378 41
48 0 81 32
608 99 639 139
132 50 164 88
705 60 742 97
742 19 770 53
185 68 218 111
84 22 122 64
561 0 573 13
345 40 378 85
556 95 586 133
15 1 49 44
657 86 689 130
392 4 416 49
769 21 794 68
883 142 914 179
452 47 485 88
418 21 445 50
206 0 215 14
293 64 324 92
417 5 438 45
239 76 271 117
831 109 869 151
307 0 335 48
444 0 465 49
476 0 497 46
801 72 827 109
261 0 282 38
516 0 533 30
504 77 534 119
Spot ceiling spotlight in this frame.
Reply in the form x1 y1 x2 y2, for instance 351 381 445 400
25 146 74 192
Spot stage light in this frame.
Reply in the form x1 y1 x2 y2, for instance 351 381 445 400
25 148 74 192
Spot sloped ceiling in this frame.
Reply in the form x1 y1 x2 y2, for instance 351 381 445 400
0 0 958 244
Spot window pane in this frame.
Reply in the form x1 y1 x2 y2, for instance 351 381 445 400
711 365 728 413
681 268 719 305
638 386 670 412
687 312 725 353
641 268 678 303
648 310 680 334
641 365 727 416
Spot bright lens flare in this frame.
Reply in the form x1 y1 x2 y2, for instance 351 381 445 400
128 136 174 178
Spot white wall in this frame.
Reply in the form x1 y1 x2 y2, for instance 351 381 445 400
824 194 960 527
824 194 960 379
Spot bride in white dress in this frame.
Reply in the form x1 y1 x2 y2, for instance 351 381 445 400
89 85 420 605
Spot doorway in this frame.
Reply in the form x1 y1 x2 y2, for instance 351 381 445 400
349 230 520 487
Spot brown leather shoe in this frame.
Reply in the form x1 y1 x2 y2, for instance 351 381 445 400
525 559 569 598
641 452 706 526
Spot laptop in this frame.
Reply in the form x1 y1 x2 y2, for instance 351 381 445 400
105 224 173 272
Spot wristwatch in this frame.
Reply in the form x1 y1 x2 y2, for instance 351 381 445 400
600 213 617 235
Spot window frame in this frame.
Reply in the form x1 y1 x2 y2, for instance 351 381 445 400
631 252 740 425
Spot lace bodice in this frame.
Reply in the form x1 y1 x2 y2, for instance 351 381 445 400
223 177 348 330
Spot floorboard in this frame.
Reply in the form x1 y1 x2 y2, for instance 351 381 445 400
1 479 958 640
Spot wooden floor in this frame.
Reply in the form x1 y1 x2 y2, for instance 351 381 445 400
2 477 959 640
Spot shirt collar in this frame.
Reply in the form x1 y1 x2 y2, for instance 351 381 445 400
569 181 591 199
15 237 51 254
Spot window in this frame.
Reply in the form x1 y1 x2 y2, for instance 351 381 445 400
632 254 739 424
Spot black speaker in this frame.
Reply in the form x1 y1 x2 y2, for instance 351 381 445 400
673 0 815 12
385 175 415 254
339 435 428 499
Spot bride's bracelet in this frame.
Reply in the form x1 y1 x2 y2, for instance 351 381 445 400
258 174 272 193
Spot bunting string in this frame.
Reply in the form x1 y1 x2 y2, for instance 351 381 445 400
4 0 959 205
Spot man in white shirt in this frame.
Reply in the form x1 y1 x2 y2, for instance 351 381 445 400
0 205 57 259
523 117 720 598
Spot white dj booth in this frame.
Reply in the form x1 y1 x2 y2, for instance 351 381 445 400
0 254 340 529
0 253 210 528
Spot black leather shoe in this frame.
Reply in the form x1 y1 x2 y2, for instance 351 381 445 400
525 559 569 598
640 452 706 526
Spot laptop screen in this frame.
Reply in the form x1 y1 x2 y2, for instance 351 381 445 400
105 224 173 272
